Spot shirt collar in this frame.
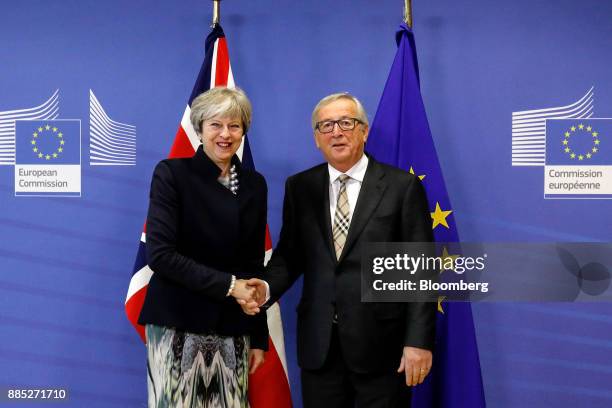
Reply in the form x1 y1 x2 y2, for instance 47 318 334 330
328 153 369 184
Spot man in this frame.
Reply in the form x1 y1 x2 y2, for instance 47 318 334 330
245 93 435 407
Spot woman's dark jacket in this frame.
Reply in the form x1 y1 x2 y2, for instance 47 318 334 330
138 146 269 350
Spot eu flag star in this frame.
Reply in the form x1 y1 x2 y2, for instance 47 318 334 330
571 126 576 132
45 155 51 160
564 132 570 137
440 246 460 272
595 140 600 145
45 125 50 130
564 147 570 153
60 140 65 145
431 202 452 230
38 153 43 158
593 132 598 137
578 124 584 130
570 153 576 159
409 166 426 180
52 153 58 158
578 155 584 160
593 147 598 153
586 153 592 159
562 140 568 145
587 126 592 131
33 147 38 152
437 296 446 314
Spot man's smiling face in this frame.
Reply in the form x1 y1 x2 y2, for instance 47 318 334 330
314 98 369 172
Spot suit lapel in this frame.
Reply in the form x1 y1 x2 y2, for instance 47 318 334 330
314 166 337 262
338 159 387 262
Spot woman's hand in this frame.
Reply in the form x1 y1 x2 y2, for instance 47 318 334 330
230 279 256 302
235 278 267 315
249 349 265 374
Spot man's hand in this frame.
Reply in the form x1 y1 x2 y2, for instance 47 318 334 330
230 279 256 303
235 278 268 315
249 349 265 374
397 346 432 386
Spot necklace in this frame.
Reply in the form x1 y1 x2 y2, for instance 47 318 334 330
229 165 239 195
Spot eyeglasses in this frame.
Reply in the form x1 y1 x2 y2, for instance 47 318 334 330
315 118 362 133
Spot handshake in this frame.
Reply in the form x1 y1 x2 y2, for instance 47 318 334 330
231 278 268 315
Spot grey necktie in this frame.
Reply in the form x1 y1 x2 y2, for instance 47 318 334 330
332 174 350 259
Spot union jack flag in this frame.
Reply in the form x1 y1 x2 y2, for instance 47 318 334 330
124 24 292 408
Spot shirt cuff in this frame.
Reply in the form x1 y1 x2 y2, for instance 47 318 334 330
226 275 236 297
264 280 271 304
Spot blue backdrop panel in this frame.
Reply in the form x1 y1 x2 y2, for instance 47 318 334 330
0 1 611 407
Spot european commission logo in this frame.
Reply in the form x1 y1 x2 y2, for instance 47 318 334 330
0 89 136 197
544 119 611 198
512 87 612 199
14 120 81 197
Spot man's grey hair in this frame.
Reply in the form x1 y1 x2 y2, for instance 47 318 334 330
311 92 369 130
190 87 253 135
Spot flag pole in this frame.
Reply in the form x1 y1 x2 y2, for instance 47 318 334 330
404 0 413 28
212 0 221 27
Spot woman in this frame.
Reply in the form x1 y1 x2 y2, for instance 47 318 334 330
138 87 268 408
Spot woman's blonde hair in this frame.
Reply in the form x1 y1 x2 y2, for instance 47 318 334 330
190 87 253 135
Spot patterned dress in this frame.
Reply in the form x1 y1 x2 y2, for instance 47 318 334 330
146 325 249 408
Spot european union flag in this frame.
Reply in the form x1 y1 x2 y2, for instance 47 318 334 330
366 23 486 407
546 119 612 165
15 120 80 165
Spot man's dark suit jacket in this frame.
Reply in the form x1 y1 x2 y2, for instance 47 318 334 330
265 156 435 372
138 146 268 350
